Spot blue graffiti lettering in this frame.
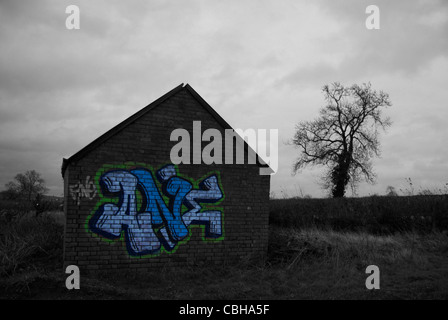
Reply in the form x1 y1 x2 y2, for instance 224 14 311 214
89 164 224 256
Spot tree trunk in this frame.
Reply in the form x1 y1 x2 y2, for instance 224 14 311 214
332 178 346 198
331 155 351 198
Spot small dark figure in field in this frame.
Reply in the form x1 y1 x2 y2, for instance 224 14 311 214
34 194 45 218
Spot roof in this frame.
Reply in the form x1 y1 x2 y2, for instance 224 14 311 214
61 83 269 177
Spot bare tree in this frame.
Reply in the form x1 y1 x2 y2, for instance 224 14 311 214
5 170 48 202
292 82 392 197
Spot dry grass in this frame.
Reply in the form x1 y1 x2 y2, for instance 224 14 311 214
270 195 448 233
0 212 63 276
1 201 448 299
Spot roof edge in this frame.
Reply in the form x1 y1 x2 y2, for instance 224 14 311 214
184 84 269 168
61 83 270 178
61 83 184 176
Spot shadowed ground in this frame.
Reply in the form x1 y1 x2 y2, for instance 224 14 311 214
1 208 447 300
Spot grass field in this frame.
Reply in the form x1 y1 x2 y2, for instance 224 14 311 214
270 195 448 233
1 196 448 299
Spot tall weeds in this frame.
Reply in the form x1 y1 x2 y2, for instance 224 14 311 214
0 214 63 276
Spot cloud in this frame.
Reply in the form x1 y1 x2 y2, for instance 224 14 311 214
0 0 447 198
277 0 448 89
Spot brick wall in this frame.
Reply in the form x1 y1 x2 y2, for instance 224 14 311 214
63 88 270 271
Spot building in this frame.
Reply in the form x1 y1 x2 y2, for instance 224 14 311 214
61 84 270 271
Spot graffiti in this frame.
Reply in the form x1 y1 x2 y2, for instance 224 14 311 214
88 164 224 257
69 176 97 205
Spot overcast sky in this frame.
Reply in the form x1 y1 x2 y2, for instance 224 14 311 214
1 0 447 198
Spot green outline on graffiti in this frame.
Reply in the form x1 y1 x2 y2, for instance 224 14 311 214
85 162 225 258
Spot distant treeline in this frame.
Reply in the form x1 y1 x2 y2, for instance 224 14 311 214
269 195 448 234
0 192 63 221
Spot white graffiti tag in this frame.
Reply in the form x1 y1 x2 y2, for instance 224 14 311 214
69 176 97 205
